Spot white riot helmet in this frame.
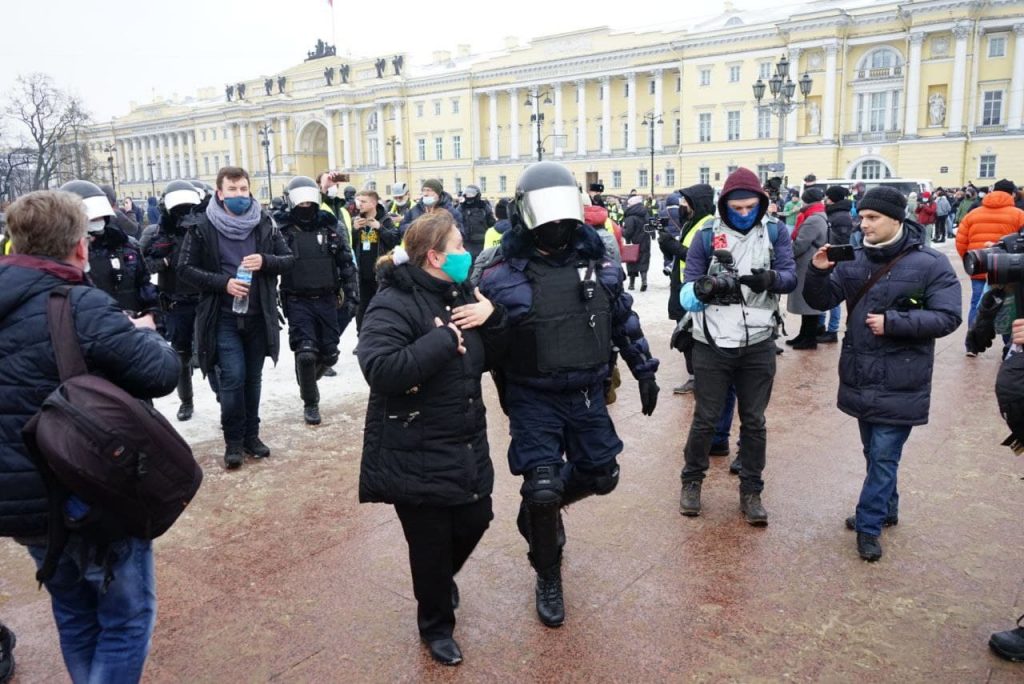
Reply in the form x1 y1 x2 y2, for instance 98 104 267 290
285 176 321 209
162 180 201 214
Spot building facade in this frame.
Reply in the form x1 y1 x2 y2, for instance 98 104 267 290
86 0 1024 202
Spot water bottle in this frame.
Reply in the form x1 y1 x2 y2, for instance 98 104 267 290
232 265 252 314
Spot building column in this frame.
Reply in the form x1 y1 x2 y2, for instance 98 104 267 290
146 136 156 183
601 77 611 154
626 73 637 153
159 134 170 180
224 124 235 167
576 80 587 155
277 118 289 171
488 92 499 160
1009 24 1024 130
553 82 564 158
237 123 249 170
376 104 387 168
786 48 802 142
341 109 352 170
509 88 520 160
126 139 136 182
117 140 128 184
134 138 143 182
948 24 970 134
175 133 185 178
472 94 482 161
353 110 364 168
653 70 664 151
392 103 405 174
823 43 838 142
904 32 925 136
325 111 337 170
188 131 197 177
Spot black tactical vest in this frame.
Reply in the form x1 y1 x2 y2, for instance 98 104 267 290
157 231 199 299
89 248 142 312
506 258 612 377
281 226 337 294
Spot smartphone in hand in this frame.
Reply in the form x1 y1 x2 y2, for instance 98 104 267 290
826 244 856 262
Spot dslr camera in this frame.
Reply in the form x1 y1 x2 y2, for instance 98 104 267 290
695 249 744 305
645 215 670 234
963 230 1024 284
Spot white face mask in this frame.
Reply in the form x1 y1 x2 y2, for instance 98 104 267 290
327 186 339 199
88 219 105 233
422 196 437 207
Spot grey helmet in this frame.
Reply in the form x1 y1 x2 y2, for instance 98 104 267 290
189 179 213 202
513 162 583 230
391 182 408 198
59 179 114 223
162 180 201 214
284 176 321 209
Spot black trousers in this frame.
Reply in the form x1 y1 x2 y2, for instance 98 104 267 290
394 497 493 641
681 339 777 493
355 278 378 333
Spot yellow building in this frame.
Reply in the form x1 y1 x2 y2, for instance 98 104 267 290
86 0 1024 203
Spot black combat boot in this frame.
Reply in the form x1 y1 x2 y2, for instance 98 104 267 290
176 351 193 421
740 492 768 526
224 442 244 469
303 405 321 425
679 481 702 516
535 564 565 628
856 532 882 561
296 349 321 426
990 615 1024 662
243 436 271 459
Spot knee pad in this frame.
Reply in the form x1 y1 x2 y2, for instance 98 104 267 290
520 465 564 507
296 348 318 371
563 461 620 504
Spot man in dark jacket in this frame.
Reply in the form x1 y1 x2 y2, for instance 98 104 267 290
817 185 854 344
622 194 652 290
352 189 400 332
678 167 797 525
0 190 179 683
99 184 140 240
804 186 961 562
460 184 495 260
399 179 464 236
277 176 359 425
178 166 295 469
480 161 660 629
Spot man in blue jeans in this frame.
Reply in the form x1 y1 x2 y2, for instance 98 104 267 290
803 186 961 561
0 190 179 682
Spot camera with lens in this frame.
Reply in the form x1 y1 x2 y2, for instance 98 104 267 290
963 230 1024 284
645 215 670 234
695 249 744 305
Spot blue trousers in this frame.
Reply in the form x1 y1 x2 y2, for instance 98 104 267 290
28 537 155 684
216 314 268 443
818 305 841 334
854 420 913 536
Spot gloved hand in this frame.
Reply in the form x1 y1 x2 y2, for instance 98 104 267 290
966 289 1005 354
738 268 777 293
639 377 659 416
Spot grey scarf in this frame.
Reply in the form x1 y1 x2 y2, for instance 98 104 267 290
206 196 262 240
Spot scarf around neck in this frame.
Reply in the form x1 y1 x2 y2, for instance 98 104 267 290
792 202 825 240
206 196 261 240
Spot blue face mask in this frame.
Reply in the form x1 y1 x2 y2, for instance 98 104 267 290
726 206 759 231
224 196 252 215
441 251 472 283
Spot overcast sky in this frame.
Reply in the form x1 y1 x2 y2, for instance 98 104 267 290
2 0 791 125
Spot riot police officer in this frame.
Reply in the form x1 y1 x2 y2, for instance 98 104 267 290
479 162 660 628
143 180 203 421
60 180 158 317
277 176 359 425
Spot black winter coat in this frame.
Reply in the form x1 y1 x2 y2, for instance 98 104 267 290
803 223 961 425
358 263 505 506
177 212 295 377
0 255 179 538
461 198 496 257
351 204 400 280
622 202 652 275
659 184 715 320
825 199 854 246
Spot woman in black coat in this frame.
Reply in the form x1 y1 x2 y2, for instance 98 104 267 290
357 211 505 666
622 195 652 291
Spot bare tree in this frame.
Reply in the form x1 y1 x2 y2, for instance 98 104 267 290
4 73 93 190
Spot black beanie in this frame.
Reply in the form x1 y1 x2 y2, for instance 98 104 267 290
825 185 848 203
857 186 907 222
994 179 1017 194
422 179 444 196
801 187 825 204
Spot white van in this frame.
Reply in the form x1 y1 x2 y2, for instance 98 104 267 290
800 178 932 199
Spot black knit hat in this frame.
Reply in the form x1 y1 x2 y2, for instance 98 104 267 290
825 185 848 203
994 179 1017 194
801 187 825 204
422 178 443 196
857 186 907 222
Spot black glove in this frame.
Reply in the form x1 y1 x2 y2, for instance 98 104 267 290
639 377 659 416
738 268 777 293
966 289 1005 354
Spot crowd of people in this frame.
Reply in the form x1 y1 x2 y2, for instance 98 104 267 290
1 159 1023 680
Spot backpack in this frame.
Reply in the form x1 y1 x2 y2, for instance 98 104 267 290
22 286 202 583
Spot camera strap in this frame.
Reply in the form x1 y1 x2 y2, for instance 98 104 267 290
846 249 913 316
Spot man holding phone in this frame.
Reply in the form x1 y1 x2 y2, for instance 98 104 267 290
803 186 961 562
352 189 399 331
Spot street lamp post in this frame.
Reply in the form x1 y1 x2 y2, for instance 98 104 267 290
524 89 552 162
640 112 663 198
752 55 813 183
102 142 117 198
146 160 157 198
385 135 401 184
257 123 274 202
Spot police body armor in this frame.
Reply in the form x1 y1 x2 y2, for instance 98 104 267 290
89 248 142 312
281 226 337 295
507 258 611 377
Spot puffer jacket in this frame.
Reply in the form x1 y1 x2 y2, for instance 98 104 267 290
803 222 961 425
398 193 464 236
956 191 1024 280
0 255 179 538
622 201 652 275
358 262 505 506
479 223 659 391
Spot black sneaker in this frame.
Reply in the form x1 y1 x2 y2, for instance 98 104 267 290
845 514 898 530
857 532 882 562
740 492 768 526
224 443 244 469
679 481 702 516
990 615 1024 662
304 405 322 426
243 437 271 459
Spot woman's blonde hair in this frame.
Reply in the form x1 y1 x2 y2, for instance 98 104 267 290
377 210 456 269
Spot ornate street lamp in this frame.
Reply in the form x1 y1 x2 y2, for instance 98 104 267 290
257 123 274 201
752 55 813 182
524 89 553 162
385 136 401 184
640 112 663 199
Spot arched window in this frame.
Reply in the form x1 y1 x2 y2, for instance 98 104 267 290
852 158 894 180
857 47 903 78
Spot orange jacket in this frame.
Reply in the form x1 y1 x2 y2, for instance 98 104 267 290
956 191 1024 279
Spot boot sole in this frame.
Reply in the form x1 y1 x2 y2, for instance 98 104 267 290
679 507 701 517
744 516 768 527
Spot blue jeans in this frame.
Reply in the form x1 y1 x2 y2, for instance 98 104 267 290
818 305 841 334
28 537 155 684
216 314 268 443
967 279 986 328
854 421 913 536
